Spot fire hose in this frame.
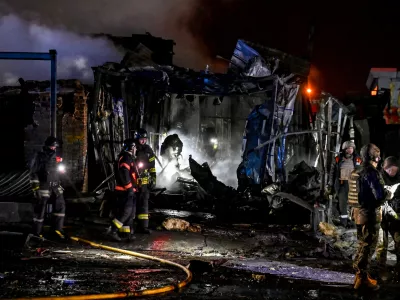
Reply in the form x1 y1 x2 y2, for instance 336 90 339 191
8 236 193 300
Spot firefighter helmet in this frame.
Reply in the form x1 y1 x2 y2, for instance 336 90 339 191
134 128 148 139
342 140 356 150
44 136 59 147
123 138 136 152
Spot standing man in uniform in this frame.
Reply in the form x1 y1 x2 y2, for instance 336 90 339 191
106 139 138 242
352 144 392 290
376 156 400 271
327 140 362 227
30 136 66 240
134 128 157 234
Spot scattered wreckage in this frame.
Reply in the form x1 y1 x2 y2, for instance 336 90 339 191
0 39 360 232
84 39 362 230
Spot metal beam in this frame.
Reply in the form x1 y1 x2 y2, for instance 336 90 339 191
0 50 58 137
0 52 53 60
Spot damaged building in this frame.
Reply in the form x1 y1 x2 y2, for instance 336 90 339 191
0 35 369 228
2 32 400 299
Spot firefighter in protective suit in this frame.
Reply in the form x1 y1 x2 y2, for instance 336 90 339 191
134 128 156 234
106 139 139 242
29 136 66 240
352 144 393 290
327 140 362 227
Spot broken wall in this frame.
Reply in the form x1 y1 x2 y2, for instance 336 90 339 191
61 86 89 193
24 83 89 192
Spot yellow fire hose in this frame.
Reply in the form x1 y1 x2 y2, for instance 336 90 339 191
8 236 193 300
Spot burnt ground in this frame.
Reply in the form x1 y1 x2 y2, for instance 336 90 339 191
0 210 400 299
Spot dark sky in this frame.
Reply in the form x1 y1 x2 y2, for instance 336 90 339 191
186 0 400 97
1 0 400 97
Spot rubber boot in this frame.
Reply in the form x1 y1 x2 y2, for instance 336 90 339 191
354 272 363 290
32 221 44 238
366 274 380 290
127 227 136 242
118 226 131 239
137 219 152 234
105 226 122 242
354 273 379 290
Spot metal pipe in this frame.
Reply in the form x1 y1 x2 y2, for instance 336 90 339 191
339 115 348 150
0 50 58 137
335 107 343 154
349 116 355 142
121 80 130 139
50 50 57 137
253 129 326 151
325 99 333 186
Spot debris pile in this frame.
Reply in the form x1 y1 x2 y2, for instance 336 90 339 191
317 222 358 259
162 218 202 233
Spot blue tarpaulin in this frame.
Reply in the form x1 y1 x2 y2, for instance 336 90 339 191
235 41 300 188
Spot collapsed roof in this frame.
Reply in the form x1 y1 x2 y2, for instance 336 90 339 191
92 39 311 96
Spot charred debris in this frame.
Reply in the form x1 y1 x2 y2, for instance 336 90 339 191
0 36 357 230
84 38 355 229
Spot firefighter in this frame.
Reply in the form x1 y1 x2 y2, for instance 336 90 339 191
376 156 400 271
327 140 362 227
134 128 156 234
106 139 139 242
29 136 66 240
352 144 392 290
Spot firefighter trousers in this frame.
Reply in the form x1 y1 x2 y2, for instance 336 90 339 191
137 185 150 229
111 190 136 233
376 219 400 266
33 188 65 236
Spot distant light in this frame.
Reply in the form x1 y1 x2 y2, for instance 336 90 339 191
210 138 218 144
306 88 312 94
138 162 144 168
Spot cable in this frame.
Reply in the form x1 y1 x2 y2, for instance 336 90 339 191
0 171 30 196
0 171 20 186
7 236 193 300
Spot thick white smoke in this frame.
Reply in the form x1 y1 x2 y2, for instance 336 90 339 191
0 15 123 85
159 130 241 189
0 0 209 85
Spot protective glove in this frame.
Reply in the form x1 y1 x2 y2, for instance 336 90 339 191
385 189 394 201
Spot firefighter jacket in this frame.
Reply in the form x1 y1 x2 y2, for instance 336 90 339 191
328 152 362 192
29 147 59 198
136 144 156 185
353 164 390 225
115 151 139 192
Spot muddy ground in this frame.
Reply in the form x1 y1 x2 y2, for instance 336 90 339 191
0 210 399 299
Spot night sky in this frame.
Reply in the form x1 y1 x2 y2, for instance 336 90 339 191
1 0 400 98
187 0 400 97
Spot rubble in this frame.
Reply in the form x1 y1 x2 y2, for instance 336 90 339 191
162 218 202 233
318 222 338 238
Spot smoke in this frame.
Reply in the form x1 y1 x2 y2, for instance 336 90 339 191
0 0 211 85
0 15 123 85
159 129 241 189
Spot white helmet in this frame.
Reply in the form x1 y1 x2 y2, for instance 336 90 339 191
342 140 356 150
